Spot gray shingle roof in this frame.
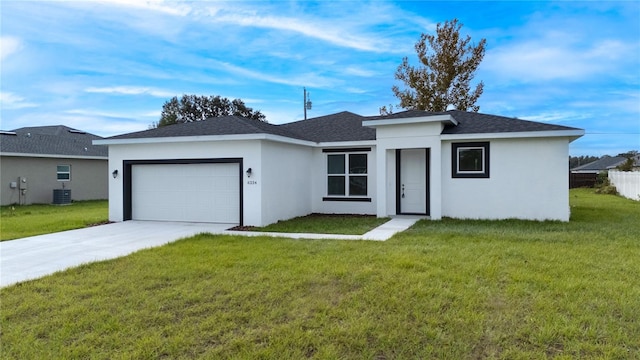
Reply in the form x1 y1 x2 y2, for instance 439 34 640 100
0 125 107 157
571 156 627 172
102 110 582 143
107 116 308 141
282 111 375 142
439 110 581 134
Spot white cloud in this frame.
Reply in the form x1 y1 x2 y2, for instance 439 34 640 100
94 0 192 16
211 61 340 88
84 86 175 98
521 111 591 123
213 13 391 53
0 36 23 60
345 87 368 94
483 31 638 83
343 67 378 77
0 92 38 109
65 108 158 120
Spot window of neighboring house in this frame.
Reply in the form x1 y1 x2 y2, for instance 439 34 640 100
452 142 490 178
57 165 71 181
325 151 370 201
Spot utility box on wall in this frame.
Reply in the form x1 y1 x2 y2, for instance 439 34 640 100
53 189 71 205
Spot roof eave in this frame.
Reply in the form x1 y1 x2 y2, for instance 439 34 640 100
0 152 108 160
316 140 377 148
441 129 585 142
93 133 317 147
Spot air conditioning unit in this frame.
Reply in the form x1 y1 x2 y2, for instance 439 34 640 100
53 189 71 205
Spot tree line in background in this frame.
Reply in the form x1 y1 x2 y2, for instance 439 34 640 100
151 95 266 128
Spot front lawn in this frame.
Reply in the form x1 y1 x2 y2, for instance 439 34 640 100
1 189 639 358
245 213 390 235
0 200 108 241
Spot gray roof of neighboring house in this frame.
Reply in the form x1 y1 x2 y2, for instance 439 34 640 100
102 110 582 142
571 155 638 172
0 125 107 158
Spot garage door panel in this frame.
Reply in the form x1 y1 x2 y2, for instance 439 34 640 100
131 163 240 223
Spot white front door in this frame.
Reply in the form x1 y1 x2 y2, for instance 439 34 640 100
399 149 428 214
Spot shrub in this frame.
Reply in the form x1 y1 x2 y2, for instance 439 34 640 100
595 171 608 186
594 172 618 195
595 184 618 195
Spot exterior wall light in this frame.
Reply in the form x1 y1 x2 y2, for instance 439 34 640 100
246 168 252 177
112 169 118 179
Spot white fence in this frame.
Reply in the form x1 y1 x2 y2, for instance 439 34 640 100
609 170 640 201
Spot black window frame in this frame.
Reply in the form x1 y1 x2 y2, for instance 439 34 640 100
452 142 490 178
322 148 372 202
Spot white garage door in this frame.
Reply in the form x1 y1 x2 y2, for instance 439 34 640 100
131 163 239 223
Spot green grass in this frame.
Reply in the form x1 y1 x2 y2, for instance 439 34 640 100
1 189 639 358
247 213 390 235
0 200 108 241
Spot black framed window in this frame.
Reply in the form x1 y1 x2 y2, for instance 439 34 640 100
452 142 490 178
326 153 368 197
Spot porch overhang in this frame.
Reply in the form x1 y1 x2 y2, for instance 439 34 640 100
362 114 458 128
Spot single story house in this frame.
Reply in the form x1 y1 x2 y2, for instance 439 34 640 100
1 125 108 205
571 155 640 174
570 155 640 188
94 110 584 226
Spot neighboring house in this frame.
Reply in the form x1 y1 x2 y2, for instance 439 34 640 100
1 125 108 205
570 155 640 188
95 110 584 226
570 155 631 174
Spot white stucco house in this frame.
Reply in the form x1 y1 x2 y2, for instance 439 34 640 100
94 110 584 226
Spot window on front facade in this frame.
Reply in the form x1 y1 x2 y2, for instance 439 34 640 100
327 153 368 196
57 165 71 181
452 142 489 178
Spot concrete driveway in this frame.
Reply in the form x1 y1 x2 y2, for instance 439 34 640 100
1 216 421 288
0 221 233 287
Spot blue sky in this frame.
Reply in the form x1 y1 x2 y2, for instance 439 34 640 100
1 1 638 156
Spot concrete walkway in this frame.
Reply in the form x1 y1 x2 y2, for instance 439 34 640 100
0 216 421 287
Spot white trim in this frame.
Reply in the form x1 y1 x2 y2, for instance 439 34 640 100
441 129 584 141
0 152 107 160
94 135 377 149
57 164 71 181
316 140 377 148
456 146 485 174
93 133 317 147
92 127 584 148
363 114 457 127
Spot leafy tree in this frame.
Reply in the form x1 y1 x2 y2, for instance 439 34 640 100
392 19 486 112
152 95 266 128
617 157 635 172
